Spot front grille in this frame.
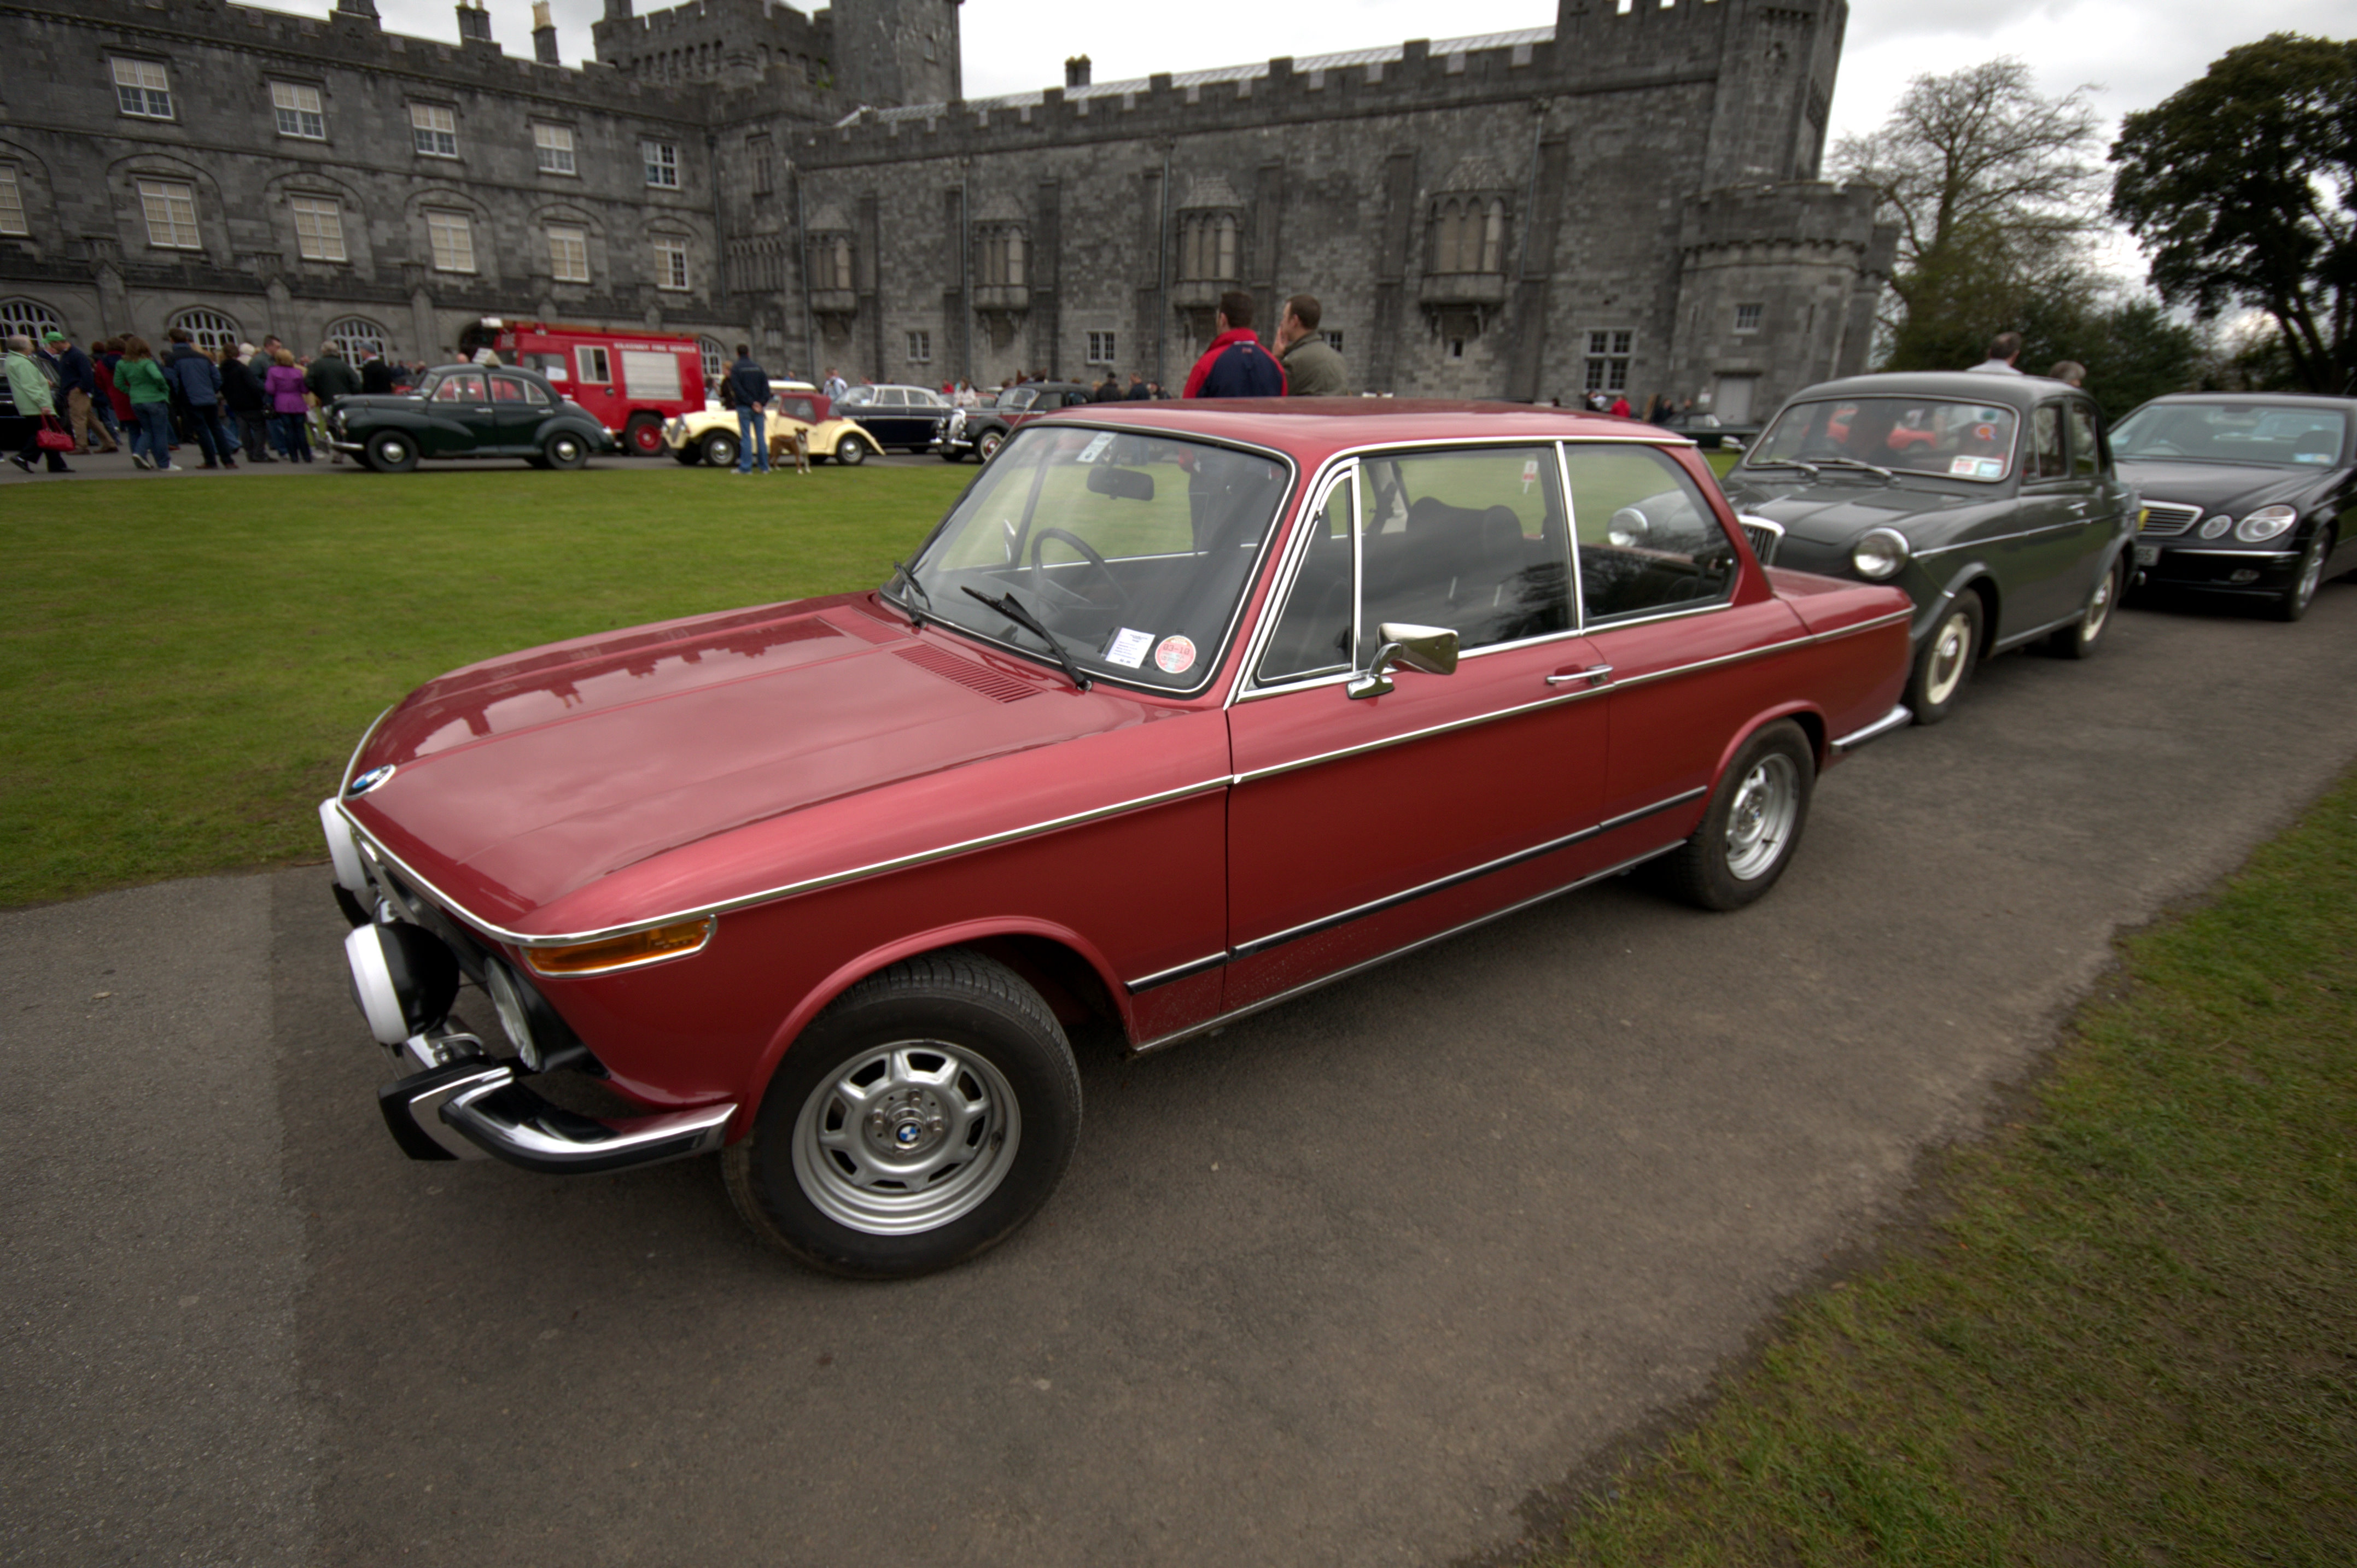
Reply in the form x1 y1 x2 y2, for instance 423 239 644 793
1739 517 1783 565
2139 501 2201 537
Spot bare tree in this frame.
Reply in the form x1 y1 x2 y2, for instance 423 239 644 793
1834 59 2109 369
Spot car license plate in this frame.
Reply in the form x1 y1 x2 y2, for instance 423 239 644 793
2134 544 2160 566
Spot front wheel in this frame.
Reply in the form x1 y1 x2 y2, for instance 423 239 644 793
699 430 739 469
1907 594 1983 724
2271 528 2330 623
724 950 1081 1279
542 431 590 470
1659 721 1815 911
366 431 418 473
833 434 871 466
621 413 665 457
2047 553 2125 659
975 429 1006 463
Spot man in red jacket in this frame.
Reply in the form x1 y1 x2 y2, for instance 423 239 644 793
1182 291 1286 399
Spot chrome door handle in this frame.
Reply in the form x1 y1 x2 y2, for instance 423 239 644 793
1547 664 1614 687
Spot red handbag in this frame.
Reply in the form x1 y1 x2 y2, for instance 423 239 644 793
34 414 72 453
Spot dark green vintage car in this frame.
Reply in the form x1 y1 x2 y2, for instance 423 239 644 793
1719 372 2137 723
327 365 612 473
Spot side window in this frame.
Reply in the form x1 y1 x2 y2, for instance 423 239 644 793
1565 444 1739 623
1356 446 1573 653
488 373 529 402
779 397 814 422
2029 404 2067 480
431 371 487 402
1258 472 1358 684
2069 401 2102 478
575 346 610 384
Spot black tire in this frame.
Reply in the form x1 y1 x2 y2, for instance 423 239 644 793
833 433 870 466
621 413 665 458
975 428 1006 463
1906 592 1983 724
2046 553 2125 659
724 949 1082 1279
699 430 739 470
523 455 551 470
2271 528 2330 623
366 431 418 473
542 430 590 470
941 447 968 463
673 447 701 466
1659 721 1815 911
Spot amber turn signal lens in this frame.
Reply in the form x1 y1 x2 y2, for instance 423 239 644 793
523 917 714 976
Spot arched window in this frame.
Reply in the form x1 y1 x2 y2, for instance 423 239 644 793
168 308 241 352
0 296 64 341
979 227 1025 287
698 336 727 382
324 315 389 362
1431 197 1507 274
1178 213 1239 282
829 235 853 291
1480 199 1506 273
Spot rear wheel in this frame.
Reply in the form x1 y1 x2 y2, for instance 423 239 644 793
621 413 665 457
724 950 1082 1279
2047 553 2125 659
833 434 871 466
542 431 590 470
2271 528 2330 623
365 431 418 473
1660 721 1815 911
699 430 739 469
976 428 1006 463
1907 594 1982 724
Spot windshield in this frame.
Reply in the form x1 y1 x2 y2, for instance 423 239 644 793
2112 402 2347 467
1747 396 2021 482
995 387 1037 412
902 425 1291 692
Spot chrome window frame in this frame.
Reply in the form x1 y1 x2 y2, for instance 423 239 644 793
1248 460 1361 689
1559 437 1743 633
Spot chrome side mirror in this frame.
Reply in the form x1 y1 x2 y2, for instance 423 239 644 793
1347 623 1460 699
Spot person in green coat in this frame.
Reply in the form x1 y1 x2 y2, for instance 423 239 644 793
112 336 178 471
5 332 71 473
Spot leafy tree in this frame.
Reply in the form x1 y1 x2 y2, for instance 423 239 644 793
1834 60 2107 370
2017 294 2204 414
2110 34 2357 393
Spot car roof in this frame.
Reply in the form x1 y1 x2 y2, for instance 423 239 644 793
1030 398 1687 467
1775 372 2072 411
2131 391 2357 410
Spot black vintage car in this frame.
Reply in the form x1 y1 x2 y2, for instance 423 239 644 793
938 381 1099 462
829 383 954 452
327 364 611 472
2113 394 2357 623
1720 371 2137 723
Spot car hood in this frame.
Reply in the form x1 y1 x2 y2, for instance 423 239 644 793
343 595 1194 934
2117 460 2326 514
1723 477 1982 545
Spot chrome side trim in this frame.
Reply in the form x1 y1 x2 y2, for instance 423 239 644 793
1230 786 1706 959
1830 704 1912 753
1913 517 2114 560
337 706 393 795
1990 610 2083 653
1132 843 1684 1055
2164 547 2299 558
1810 606 1914 641
337 775 1229 949
1232 682 1611 783
1126 952 1230 993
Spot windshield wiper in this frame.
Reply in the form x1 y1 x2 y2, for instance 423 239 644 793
1742 458 1822 479
960 585 1092 692
1813 456 1895 482
882 559 931 628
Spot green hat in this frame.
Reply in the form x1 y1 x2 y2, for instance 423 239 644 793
42 329 66 343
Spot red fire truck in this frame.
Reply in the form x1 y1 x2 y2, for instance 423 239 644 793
458 319 708 457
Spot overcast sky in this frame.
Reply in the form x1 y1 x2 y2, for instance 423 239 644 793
295 0 2345 276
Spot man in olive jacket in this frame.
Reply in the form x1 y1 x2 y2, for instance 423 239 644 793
1274 295 1352 397
306 344 361 463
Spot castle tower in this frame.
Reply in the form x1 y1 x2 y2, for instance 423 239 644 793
831 0 961 108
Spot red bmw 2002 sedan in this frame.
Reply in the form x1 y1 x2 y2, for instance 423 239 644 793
323 401 1914 1277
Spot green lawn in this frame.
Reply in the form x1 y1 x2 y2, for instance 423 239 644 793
1551 769 2357 1564
0 464 970 906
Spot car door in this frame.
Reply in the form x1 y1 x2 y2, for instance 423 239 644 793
421 370 490 455
1224 445 1612 1014
1563 442 1808 837
1999 398 2099 634
487 372 546 451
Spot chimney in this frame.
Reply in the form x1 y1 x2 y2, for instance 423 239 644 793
532 0 560 63
1064 55 1090 89
336 0 380 19
456 0 492 44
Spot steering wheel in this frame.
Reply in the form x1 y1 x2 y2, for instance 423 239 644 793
1028 528 1135 619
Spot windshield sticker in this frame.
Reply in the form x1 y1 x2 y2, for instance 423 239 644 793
1949 455 2005 479
1104 627 1153 668
1077 431 1115 464
1521 458 1541 493
1154 635 1197 675
2296 452 2331 464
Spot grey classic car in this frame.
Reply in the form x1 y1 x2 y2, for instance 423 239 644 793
1719 372 2136 723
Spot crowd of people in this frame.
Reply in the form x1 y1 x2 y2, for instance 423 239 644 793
4 329 428 476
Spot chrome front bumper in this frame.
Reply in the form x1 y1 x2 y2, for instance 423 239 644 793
378 1044 734 1173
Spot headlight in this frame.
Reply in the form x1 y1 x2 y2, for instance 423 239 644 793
1606 507 1650 548
2199 514 2233 539
1851 527 1911 580
318 800 368 894
2235 505 2298 544
345 922 461 1046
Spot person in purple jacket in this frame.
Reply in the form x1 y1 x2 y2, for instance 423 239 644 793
265 348 314 463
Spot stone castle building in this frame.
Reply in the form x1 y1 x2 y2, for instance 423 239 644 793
0 0 1893 418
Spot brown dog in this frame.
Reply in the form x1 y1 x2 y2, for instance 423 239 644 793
767 424 813 475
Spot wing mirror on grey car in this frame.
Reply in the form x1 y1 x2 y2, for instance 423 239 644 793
1348 623 1461 700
